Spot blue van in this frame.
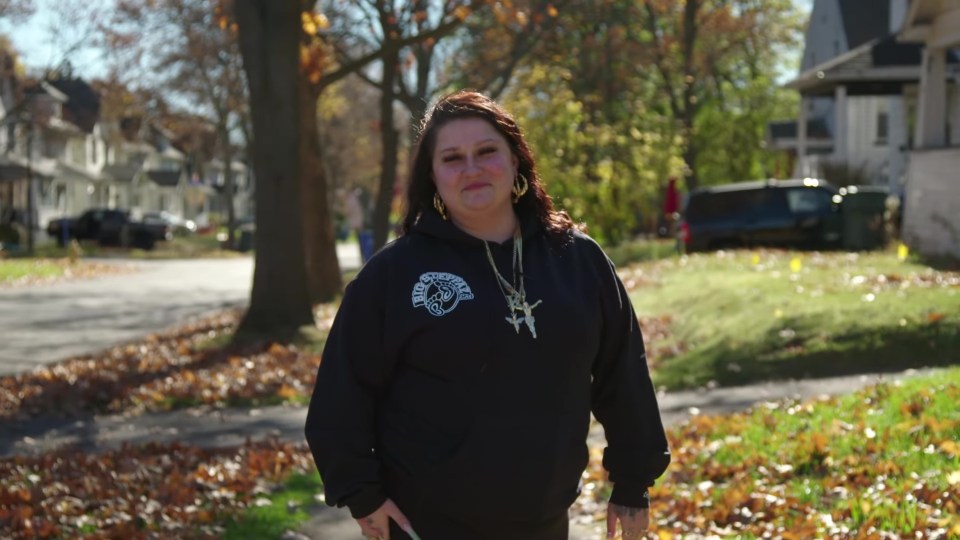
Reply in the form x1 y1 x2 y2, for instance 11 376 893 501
678 178 846 252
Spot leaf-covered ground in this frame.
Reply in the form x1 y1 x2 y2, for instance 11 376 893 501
0 304 677 420
0 438 315 539
574 368 960 539
3 249 958 538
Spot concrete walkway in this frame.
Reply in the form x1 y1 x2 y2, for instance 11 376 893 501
0 244 361 376
0 367 933 539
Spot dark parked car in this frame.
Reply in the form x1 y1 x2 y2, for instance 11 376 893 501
47 208 171 250
143 211 197 235
678 178 847 252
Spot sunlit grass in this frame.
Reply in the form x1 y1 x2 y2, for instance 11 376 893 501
604 237 679 267
630 249 960 389
222 471 322 540
0 259 66 284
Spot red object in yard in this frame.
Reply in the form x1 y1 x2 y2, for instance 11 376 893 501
663 177 679 215
680 221 690 246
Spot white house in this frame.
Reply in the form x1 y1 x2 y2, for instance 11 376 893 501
898 0 960 258
778 0 922 190
33 80 112 230
201 157 253 226
1 71 253 249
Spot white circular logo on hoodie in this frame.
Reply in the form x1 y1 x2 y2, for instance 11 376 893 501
411 272 474 316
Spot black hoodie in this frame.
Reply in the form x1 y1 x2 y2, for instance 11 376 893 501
305 211 670 526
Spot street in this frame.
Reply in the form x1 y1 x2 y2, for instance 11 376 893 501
0 244 361 376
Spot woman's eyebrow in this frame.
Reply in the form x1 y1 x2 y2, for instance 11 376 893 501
438 138 499 153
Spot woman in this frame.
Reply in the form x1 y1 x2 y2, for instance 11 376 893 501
305 91 670 540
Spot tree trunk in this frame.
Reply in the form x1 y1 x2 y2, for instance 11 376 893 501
681 0 700 191
300 77 343 303
234 0 314 340
372 47 400 252
683 138 699 191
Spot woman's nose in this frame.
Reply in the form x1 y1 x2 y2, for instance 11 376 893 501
463 156 482 173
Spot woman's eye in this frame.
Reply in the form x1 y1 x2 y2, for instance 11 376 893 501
478 147 497 155
442 154 462 163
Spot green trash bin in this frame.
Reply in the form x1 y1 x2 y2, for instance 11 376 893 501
840 186 889 251
237 224 255 252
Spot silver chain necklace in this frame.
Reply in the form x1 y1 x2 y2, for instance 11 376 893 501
483 227 542 338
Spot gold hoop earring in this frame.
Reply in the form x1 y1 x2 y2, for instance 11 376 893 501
433 192 448 220
512 173 529 203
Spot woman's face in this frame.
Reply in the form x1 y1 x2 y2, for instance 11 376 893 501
432 117 518 224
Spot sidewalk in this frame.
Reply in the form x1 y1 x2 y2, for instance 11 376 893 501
0 368 932 539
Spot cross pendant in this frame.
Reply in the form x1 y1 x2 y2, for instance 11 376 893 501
504 313 521 333
521 299 542 339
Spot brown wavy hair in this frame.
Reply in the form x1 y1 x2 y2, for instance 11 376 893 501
400 90 576 237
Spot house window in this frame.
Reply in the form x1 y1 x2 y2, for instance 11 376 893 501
876 111 888 145
56 184 67 211
90 138 99 165
70 139 86 166
38 179 55 205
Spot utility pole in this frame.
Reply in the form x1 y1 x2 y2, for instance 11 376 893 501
25 115 34 254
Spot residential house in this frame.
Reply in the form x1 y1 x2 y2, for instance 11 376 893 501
103 118 188 217
35 78 112 229
898 0 960 258
0 48 51 236
200 157 253 227
0 78 110 246
776 0 922 190
1 69 252 248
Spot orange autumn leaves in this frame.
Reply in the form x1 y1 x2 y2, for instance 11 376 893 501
0 310 326 420
0 439 314 539
574 382 960 538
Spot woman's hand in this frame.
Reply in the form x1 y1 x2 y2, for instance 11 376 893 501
355 499 420 540
606 502 649 539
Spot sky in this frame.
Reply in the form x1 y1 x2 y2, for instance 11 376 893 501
1 0 110 78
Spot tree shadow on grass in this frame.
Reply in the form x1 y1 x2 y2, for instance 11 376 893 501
658 321 960 390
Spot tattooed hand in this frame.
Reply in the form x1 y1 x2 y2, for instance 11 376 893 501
355 498 421 540
606 502 649 539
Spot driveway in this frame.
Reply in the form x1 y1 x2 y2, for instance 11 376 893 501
0 244 361 376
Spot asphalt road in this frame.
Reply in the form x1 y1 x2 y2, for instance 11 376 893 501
0 244 362 376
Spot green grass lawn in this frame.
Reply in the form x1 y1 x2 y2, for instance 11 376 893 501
6 234 243 261
222 471 323 540
630 248 960 390
0 259 66 284
604 237 679 267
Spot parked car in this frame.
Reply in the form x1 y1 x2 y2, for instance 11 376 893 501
143 211 197 235
678 178 847 253
47 208 171 250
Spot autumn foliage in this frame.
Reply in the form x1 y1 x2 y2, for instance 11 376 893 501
0 439 313 539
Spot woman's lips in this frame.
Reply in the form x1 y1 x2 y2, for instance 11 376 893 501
463 182 489 191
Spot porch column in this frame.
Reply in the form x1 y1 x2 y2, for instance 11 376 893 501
797 96 808 176
951 83 960 146
915 47 947 149
887 96 908 191
833 85 848 162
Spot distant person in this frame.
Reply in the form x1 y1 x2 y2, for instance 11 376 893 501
305 91 671 540
345 187 374 261
345 188 366 236
662 177 679 233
